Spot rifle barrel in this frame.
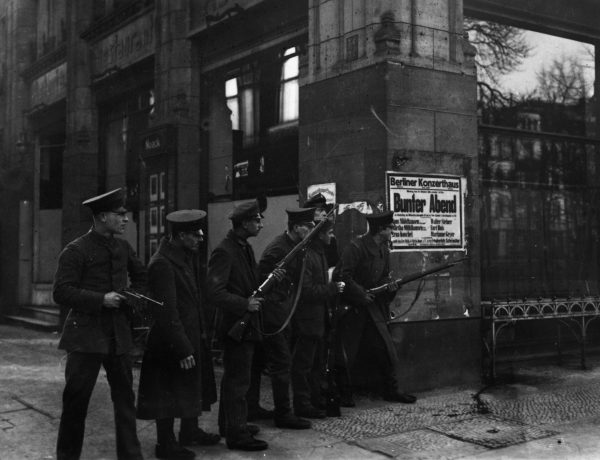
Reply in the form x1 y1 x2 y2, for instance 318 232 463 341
367 257 468 294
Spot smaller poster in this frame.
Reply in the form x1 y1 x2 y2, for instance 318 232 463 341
386 172 465 251
307 183 336 204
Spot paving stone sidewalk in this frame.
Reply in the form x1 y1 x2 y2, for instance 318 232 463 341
3 324 600 459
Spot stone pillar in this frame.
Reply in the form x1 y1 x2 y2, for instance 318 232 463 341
153 0 202 210
0 0 36 312
300 0 480 389
62 0 99 245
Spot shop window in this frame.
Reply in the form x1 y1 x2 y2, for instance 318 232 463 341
279 47 299 123
468 17 600 298
218 44 303 200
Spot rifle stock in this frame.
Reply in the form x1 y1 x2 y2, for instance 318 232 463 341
367 257 469 295
227 208 336 342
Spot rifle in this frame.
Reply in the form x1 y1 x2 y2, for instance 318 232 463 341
367 257 469 295
228 208 336 342
323 297 342 417
121 289 164 307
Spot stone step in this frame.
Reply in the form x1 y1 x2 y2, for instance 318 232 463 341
3 305 61 332
4 314 60 332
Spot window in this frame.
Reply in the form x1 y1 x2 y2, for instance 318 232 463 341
225 65 257 145
217 44 303 200
225 78 239 130
468 17 600 298
279 47 299 123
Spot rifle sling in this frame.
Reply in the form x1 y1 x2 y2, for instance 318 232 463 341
258 250 308 338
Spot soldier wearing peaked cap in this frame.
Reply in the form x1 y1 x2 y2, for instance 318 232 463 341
256 207 316 428
53 188 147 460
303 193 339 267
291 218 345 418
207 200 274 451
137 210 220 459
332 210 417 407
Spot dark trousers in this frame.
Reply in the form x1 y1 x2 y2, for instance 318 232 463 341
219 338 255 440
336 307 398 396
56 351 142 460
246 342 267 412
291 335 323 409
262 329 293 417
156 417 199 444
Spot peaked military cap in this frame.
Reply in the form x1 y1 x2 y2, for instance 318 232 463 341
304 193 327 209
286 207 316 225
229 200 262 223
166 209 206 233
366 210 394 228
82 188 126 214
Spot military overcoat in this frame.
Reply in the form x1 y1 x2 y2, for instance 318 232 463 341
137 238 217 419
333 233 399 367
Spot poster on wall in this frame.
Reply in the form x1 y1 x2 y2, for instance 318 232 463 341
306 182 336 204
386 172 466 252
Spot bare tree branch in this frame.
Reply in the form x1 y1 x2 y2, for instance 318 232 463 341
465 18 532 87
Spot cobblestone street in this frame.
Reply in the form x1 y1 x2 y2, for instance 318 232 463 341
3 323 600 459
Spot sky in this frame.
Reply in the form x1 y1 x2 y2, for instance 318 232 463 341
497 30 595 96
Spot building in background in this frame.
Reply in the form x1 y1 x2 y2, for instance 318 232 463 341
0 0 599 392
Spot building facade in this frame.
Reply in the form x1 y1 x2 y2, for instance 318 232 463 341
1 0 599 391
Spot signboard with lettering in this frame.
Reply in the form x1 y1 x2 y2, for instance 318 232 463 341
31 62 67 107
386 172 465 251
140 125 176 158
91 12 154 76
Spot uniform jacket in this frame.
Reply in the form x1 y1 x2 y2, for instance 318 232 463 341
258 232 304 330
207 230 261 342
137 238 217 419
53 228 147 355
333 233 393 308
295 239 337 337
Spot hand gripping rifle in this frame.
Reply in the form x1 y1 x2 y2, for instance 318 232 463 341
228 208 336 342
366 257 469 295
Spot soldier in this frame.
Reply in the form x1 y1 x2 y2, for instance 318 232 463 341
257 207 314 428
291 218 344 417
333 211 416 406
53 188 146 460
137 210 219 459
207 200 279 451
303 193 338 267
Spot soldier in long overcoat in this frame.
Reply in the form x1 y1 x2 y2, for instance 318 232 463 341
137 210 218 460
333 211 416 406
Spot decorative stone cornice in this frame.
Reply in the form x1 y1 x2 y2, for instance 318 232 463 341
80 0 154 43
20 44 66 82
